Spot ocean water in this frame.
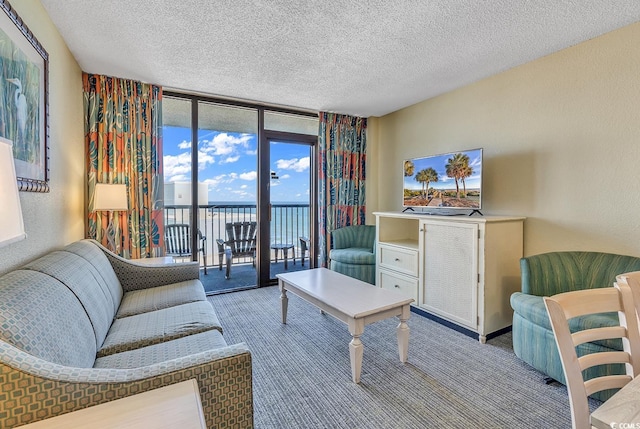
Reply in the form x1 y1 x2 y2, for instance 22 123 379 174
166 201 310 254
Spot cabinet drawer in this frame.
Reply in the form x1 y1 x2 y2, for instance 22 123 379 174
378 244 418 276
379 270 418 302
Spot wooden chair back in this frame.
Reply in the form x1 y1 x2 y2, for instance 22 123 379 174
544 283 640 429
616 271 640 322
224 221 257 258
165 224 193 256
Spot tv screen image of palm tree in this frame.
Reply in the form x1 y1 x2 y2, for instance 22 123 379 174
403 148 482 209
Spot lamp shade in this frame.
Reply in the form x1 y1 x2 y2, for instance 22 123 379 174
0 137 26 248
93 183 128 211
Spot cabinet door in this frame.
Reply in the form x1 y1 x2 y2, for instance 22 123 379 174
421 221 478 329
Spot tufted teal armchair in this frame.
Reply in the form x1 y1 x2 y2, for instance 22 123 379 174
510 251 640 401
329 225 376 284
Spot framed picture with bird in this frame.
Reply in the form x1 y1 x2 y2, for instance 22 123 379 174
0 0 49 192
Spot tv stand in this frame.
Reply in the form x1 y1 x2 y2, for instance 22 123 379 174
373 211 525 343
469 210 483 216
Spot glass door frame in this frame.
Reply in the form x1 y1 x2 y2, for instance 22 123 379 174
257 121 318 286
163 91 317 286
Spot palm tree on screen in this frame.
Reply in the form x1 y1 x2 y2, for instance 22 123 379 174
460 165 473 198
404 160 414 177
415 167 438 199
446 153 469 198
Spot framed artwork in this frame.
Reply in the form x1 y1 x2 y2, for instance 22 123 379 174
0 0 49 192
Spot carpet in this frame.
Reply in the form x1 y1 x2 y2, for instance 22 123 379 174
208 286 600 429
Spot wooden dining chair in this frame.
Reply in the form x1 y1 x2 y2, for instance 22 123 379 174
616 271 640 319
544 282 640 429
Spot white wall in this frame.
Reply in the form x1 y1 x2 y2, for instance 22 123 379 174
0 0 84 274
370 22 640 257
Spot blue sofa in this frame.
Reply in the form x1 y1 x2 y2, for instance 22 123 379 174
0 239 253 428
329 225 376 284
510 251 640 400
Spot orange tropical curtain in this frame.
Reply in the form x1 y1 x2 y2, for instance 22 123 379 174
83 73 164 258
318 112 367 267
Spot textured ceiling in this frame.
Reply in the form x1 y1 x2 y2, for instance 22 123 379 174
40 0 640 117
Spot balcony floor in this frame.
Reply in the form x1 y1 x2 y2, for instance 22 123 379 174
200 259 309 295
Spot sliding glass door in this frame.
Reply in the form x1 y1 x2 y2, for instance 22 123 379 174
162 94 317 291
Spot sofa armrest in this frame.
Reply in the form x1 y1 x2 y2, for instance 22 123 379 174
0 341 252 428
510 292 552 330
102 252 200 292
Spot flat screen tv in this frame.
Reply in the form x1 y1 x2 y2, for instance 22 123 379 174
403 148 483 212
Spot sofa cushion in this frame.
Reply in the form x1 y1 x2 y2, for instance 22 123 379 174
116 280 206 318
23 251 115 348
0 270 97 368
98 301 223 357
63 240 123 312
93 330 227 368
329 248 375 265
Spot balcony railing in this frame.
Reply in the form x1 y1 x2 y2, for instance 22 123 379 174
164 203 310 268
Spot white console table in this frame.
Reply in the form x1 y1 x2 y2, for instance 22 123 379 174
374 211 524 343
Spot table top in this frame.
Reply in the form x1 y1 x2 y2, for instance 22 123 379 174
18 380 206 429
277 268 414 319
591 375 640 429
271 243 294 249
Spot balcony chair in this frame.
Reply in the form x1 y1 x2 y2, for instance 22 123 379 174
329 225 376 284
299 236 310 266
544 282 640 429
216 221 257 279
164 223 207 274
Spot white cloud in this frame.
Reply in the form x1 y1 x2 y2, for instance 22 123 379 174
240 184 248 189
220 155 240 164
164 148 215 178
164 152 192 178
246 149 257 155
276 157 309 172
202 133 252 156
280 174 291 179
178 140 191 149
203 174 234 189
239 171 257 181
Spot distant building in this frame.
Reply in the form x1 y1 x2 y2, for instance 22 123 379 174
164 182 209 206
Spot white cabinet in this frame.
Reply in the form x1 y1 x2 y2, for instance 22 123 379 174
374 212 524 343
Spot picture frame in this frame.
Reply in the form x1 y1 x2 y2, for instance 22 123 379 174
0 0 49 192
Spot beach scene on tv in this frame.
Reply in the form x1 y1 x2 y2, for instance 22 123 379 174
403 149 482 209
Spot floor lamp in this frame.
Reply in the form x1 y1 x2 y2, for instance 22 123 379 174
93 183 128 253
0 137 26 249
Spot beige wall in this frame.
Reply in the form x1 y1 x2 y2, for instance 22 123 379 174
0 0 84 274
370 22 640 257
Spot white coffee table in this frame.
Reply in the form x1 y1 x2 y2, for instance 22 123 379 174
277 268 414 383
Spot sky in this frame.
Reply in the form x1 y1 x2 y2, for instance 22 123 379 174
403 149 482 191
163 126 311 203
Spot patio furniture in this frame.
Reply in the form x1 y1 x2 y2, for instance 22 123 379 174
216 221 257 279
299 237 310 266
164 223 207 274
271 243 295 270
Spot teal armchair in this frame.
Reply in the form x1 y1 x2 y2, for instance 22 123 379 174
329 225 376 284
510 251 640 400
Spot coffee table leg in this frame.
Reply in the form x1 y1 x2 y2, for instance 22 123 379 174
397 305 410 363
348 319 364 383
279 282 288 324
